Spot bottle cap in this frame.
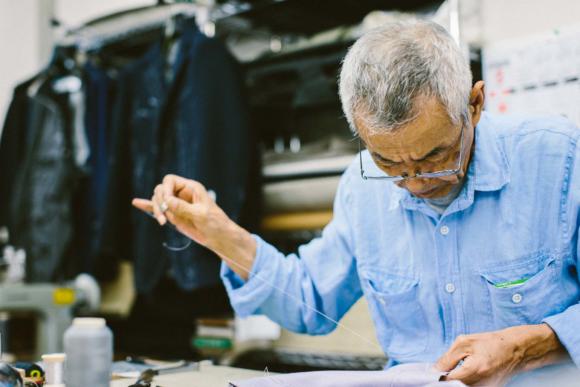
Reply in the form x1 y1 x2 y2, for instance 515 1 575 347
42 353 66 363
72 317 106 328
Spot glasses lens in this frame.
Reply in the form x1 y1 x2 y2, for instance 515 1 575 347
359 125 464 180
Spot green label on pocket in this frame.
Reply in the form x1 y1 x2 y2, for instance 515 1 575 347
493 278 529 288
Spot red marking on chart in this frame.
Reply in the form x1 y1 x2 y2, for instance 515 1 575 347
495 69 504 84
498 102 508 113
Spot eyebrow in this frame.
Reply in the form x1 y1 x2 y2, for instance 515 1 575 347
372 145 448 165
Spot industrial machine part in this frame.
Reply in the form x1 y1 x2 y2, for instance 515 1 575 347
0 274 100 359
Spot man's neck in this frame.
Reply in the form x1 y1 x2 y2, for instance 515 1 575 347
424 130 476 214
424 178 466 214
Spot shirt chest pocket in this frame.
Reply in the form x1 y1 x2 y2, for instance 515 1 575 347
479 253 564 328
361 270 427 359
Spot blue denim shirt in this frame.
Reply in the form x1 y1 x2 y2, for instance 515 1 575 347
221 112 580 369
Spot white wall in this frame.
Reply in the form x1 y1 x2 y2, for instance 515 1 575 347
0 0 53 136
480 0 580 44
55 0 151 28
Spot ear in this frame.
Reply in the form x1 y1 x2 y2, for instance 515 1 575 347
469 81 485 126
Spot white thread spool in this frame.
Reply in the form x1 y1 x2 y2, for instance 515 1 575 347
41 353 66 387
64 318 112 387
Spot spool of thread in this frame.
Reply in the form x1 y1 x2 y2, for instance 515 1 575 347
41 353 66 387
64 318 112 387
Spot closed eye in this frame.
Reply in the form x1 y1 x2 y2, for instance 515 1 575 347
420 147 446 161
371 153 398 167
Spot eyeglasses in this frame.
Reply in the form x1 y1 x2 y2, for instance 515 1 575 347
359 123 466 182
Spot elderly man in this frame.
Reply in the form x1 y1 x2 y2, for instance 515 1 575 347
133 21 579 385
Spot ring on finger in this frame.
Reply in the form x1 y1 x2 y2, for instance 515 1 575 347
159 201 169 213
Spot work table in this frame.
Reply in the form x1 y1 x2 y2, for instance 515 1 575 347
111 364 268 387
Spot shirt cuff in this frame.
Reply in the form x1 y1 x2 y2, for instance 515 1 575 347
543 303 580 367
220 234 279 317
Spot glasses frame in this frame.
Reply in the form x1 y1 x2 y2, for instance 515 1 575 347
359 122 466 182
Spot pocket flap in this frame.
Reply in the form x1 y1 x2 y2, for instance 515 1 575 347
479 254 556 287
363 270 419 299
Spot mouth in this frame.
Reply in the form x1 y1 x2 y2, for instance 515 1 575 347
412 185 443 198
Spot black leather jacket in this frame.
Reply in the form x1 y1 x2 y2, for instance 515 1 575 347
0 80 81 281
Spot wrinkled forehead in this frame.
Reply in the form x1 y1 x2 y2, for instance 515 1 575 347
356 97 457 157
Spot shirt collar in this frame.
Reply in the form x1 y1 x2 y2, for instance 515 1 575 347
468 111 511 191
389 111 511 211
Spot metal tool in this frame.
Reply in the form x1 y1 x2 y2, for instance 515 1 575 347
127 361 199 387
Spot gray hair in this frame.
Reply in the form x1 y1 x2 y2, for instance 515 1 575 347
339 20 472 135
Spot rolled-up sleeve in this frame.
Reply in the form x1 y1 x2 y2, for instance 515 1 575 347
220 234 281 314
543 305 580 366
543 136 580 367
220 167 363 335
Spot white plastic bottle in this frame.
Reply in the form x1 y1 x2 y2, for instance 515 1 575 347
64 318 113 387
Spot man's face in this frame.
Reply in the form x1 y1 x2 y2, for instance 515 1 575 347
356 96 475 199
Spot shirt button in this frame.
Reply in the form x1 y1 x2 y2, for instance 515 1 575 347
440 225 450 235
379 297 386 306
512 293 523 304
445 283 456 293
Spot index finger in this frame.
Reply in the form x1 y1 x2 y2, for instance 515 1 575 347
132 198 154 213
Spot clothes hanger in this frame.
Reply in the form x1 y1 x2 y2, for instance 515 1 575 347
58 2 198 53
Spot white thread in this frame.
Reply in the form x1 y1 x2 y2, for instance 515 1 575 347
263 366 289 386
41 353 66 385
224 257 383 352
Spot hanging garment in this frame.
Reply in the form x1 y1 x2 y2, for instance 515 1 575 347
72 63 120 280
105 20 254 293
229 363 467 387
0 80 33 236
0 79 81 282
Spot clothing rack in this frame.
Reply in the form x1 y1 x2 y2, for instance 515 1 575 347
58 3 201 52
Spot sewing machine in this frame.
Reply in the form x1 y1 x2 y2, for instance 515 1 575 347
0 276 100 359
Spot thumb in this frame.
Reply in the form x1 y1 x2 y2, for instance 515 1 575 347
166 196 193 217
445 357 477 384
436 350 465 373
166 196 208 223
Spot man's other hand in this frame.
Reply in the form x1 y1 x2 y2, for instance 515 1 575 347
435 324 569 386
